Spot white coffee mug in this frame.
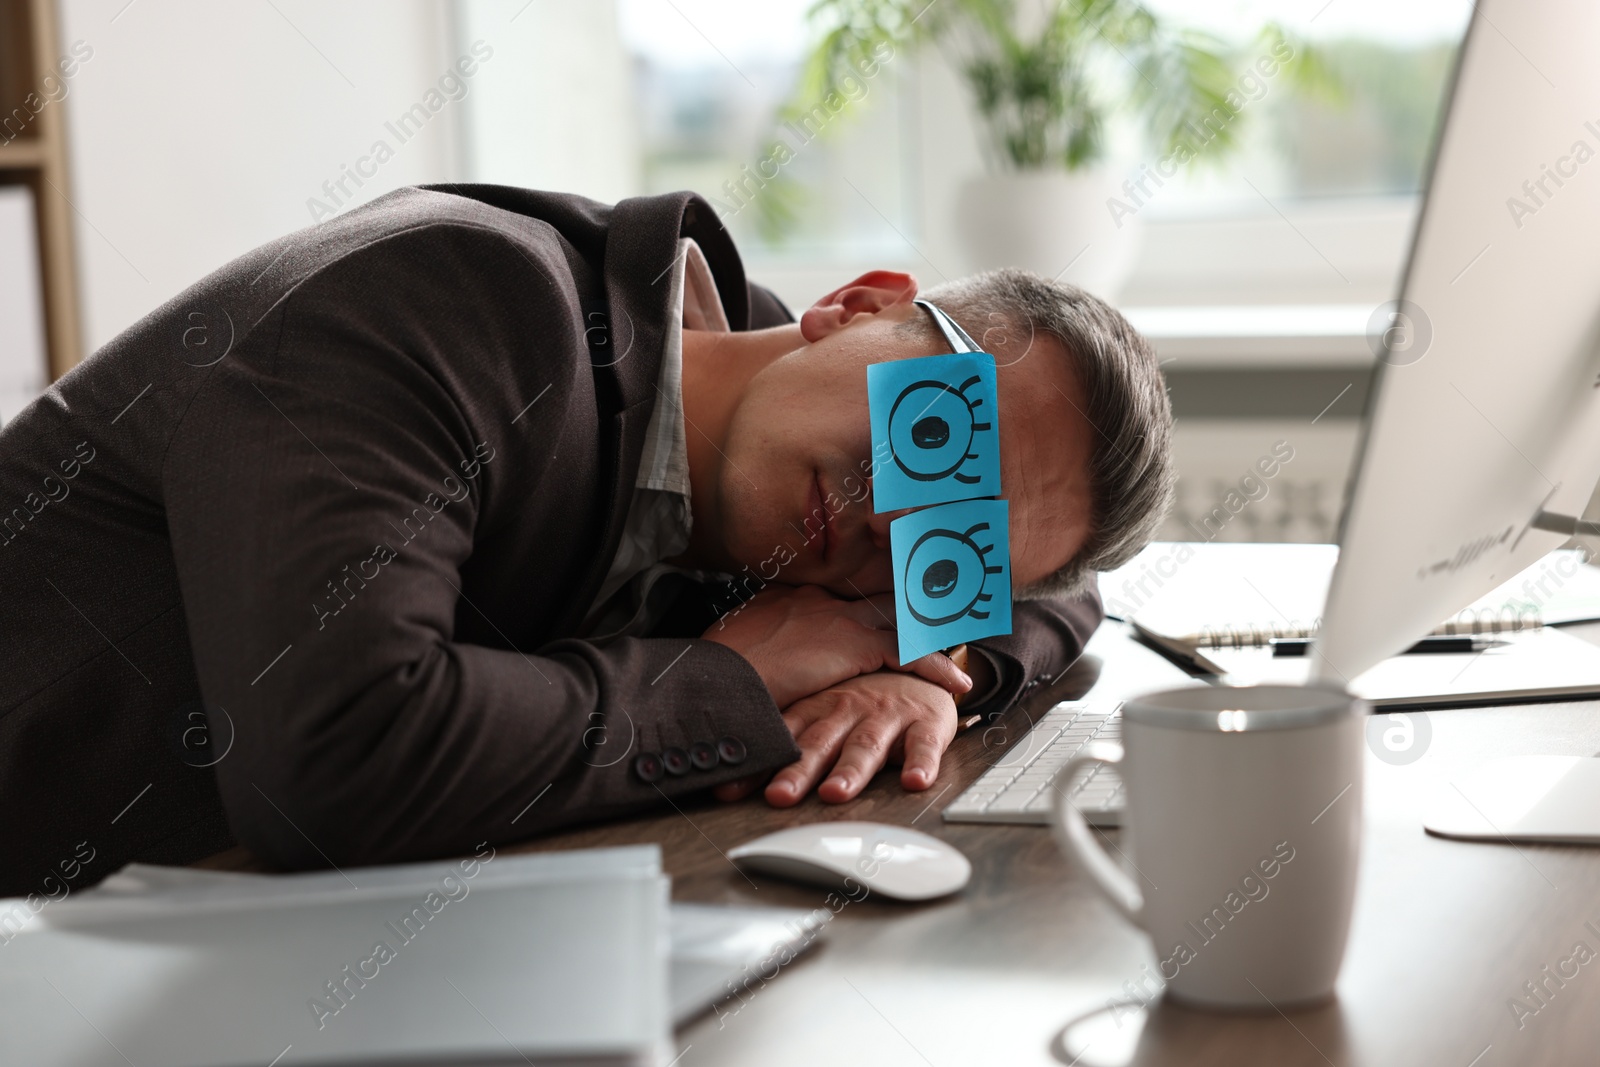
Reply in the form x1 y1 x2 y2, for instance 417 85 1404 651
1051 684 1366 1009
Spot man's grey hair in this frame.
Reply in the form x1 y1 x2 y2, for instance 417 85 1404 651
902 268 1175 599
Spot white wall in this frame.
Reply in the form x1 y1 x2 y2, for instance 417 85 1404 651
56 0 641 354
58 0 460 351
455 0 639 204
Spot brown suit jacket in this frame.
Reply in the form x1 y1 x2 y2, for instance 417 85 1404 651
0 185 1101 894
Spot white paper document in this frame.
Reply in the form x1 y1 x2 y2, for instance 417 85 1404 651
0 847 671 1067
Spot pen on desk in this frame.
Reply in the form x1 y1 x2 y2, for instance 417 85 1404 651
946 643 986 732
1128 619 1228 676
1270 634 1510 658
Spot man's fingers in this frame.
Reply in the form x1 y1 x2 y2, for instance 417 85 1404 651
840 595 897 631
899 718 951 792
780 694 839 740
764 712 854 808
865 593 898 626
816 719 897 804
893 648 972 694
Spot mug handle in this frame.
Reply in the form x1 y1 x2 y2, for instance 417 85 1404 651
1049 742 1144 924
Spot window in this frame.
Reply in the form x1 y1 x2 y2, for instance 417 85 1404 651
619 0 917 267
605 0 1472 308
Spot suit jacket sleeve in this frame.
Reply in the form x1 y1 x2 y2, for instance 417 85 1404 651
165 222 798 871
966 591 1104 716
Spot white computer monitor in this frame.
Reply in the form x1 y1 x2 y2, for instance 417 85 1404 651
1315 0 1600 682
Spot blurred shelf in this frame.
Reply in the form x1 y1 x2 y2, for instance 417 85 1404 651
0 138 45 167
0 0 83 379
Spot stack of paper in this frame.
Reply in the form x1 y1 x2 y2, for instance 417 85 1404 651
0 848 833 1066
0 847 671 1066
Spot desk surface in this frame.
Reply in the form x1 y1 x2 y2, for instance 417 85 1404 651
505 649 1600 1067
193 627 1600 1065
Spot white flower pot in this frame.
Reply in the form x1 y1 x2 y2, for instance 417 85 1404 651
954 168 1144 300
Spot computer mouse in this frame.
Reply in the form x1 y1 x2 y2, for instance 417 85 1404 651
727 821 971 902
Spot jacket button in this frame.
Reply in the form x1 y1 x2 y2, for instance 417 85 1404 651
716 736 747 765
633 752 664 784
689 741 719 770
662 747 691 776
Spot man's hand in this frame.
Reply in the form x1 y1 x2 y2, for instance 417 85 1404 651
702 584 971 710
714 671 959 806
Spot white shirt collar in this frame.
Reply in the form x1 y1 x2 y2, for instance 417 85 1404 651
635 238 729 496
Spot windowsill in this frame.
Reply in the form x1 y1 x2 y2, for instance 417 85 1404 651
1123 304 1377 368
746 198 1410 368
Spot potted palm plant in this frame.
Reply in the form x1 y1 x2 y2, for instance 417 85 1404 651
791 0 1328 296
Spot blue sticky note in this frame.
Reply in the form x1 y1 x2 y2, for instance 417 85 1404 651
867 352 1001 513
890 498 1012 663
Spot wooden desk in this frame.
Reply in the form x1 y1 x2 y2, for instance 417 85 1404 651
508 657 1600 1067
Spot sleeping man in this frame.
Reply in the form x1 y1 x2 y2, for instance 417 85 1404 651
0 185 1173 892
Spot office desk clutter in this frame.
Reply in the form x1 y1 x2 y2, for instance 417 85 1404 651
1105 543 1600 707
0 847 668 1067
1102 544 1600 648
0 847 826 1066
944 542 1600 831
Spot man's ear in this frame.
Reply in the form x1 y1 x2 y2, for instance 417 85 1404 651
799 270 919 343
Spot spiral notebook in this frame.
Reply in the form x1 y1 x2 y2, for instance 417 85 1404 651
1102 544 1600 708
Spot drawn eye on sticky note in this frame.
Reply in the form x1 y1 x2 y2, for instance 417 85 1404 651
889 498 1012 663
868 352 1001 513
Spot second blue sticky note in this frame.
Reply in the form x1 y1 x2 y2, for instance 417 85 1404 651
890 498 1012 663
868 352 1001 513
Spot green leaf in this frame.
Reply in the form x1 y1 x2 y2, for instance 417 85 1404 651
767 0 1347 235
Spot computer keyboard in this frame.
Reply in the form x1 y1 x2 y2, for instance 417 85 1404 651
942 700 1124 827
